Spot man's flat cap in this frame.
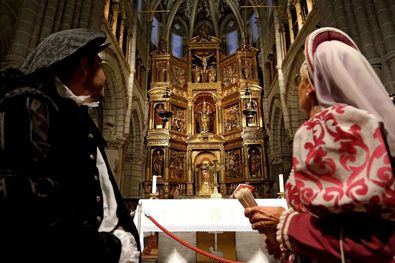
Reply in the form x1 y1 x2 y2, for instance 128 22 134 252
22 28 109 75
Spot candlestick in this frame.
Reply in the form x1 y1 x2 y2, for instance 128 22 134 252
152 175 157 194
279 173 284 193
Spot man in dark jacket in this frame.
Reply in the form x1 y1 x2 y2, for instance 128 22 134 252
1 28 140 263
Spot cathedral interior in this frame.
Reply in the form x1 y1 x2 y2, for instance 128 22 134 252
1 0 395 261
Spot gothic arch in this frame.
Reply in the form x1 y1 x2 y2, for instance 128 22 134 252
122 98 144 198
285 53 309 133
101 58 127 145
269 99 284 154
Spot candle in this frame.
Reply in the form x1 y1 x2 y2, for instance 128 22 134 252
152 175 157 194
279 173 284 193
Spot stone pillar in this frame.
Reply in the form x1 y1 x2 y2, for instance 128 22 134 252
306 0 313 13
125 8 137 140
343 0 360 44
104 0 110 20
274 10 293 139
119 15 126 48
111 2 119 36
351 0 376 59
281 27 287 54
294 0 304 29
287 10 295 44
375 0 395 81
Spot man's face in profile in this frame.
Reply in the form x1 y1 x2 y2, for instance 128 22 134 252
86 54 106 101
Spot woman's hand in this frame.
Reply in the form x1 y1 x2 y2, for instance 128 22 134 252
244 206 285 258
244 206 285 233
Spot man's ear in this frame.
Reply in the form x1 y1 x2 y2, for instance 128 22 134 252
79 57 89 77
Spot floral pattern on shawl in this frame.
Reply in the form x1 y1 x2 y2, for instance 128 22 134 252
287 104 395 220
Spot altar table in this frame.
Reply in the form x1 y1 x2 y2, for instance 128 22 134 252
133 198 287 251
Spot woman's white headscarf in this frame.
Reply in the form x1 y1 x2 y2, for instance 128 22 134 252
304 27 395 158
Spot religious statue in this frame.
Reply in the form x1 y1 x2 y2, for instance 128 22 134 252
154 103 165 128
243 61 252 80
224 104 240 132
171 66 186 87
207 66 216 82
192 65 201 83
169 150 185 179
249 148 261 178
199 168 213 195
245 100 257 126
158 38 167 54
225 149 243 178
157 62 167 82
199 102 211 133
171 107 185 133
199 24 209 39
195 53 214 73
152 149 164 176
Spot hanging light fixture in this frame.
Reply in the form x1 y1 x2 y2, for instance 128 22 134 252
243 85 256 120
159 81 173 126
159 110 172 126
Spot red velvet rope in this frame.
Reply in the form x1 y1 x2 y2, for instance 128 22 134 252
145 213 244 263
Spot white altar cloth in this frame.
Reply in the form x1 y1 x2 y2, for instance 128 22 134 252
133 198 287 251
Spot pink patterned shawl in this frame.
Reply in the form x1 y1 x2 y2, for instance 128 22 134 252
286 28 395 220
305 27 395 158
287 104 395 220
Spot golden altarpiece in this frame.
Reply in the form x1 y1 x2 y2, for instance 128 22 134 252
144 32 270 199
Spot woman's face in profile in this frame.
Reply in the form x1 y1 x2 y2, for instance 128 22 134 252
295 73 311 114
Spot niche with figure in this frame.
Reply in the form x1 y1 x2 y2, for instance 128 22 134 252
169 149 186 181
194 151 218 196
194 94 216 134
224 104 241 133
170 105 186 133
153 102 165 128
248 146 262 178
151 148 164 176
225 148 243 179
192 50 216 83
244 99 258 127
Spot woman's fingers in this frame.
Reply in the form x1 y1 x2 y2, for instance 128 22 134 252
251 221 276 233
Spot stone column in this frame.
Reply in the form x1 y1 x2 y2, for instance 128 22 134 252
118 15 126 48
274 10 293 139
111 2 119 36
287 9 295 44
306 0 313 13
281 27 287 55
351 0 376 59
343 0 360 44
294 0 304 29
362 0 385 81
375 0 395 82
125 8 137 139
104 0 110 20
6 2 40 67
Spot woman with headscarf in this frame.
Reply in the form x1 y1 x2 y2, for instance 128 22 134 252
244 27 395 263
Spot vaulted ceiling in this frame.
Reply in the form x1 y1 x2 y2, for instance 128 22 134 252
149 0 266 42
